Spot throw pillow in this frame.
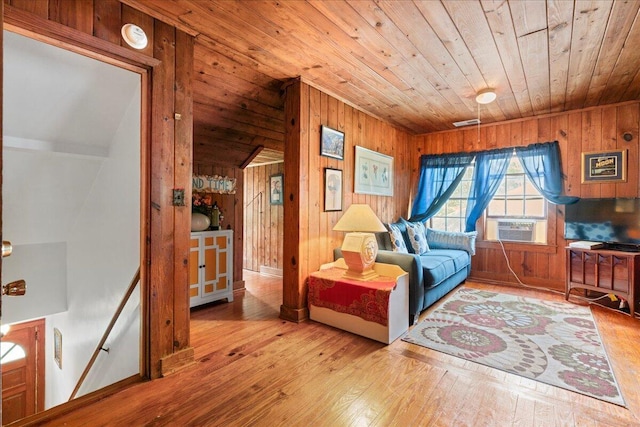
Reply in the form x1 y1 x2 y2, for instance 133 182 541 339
387 218 414 253
426 228 477 256
402 219 430 254
386 223 409 253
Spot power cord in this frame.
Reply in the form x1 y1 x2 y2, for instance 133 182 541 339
496 239 638 316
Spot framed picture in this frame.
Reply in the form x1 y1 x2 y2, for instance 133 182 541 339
581 149 627 183
54 328 62 369
354 146 394 196
324 168 343 211
269 173 284 205
320 125 345 160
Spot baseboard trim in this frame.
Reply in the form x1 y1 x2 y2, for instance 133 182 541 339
160 347 195 377
259 266 283 277
280 304 309 323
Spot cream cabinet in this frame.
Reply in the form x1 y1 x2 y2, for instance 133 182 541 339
189 230 234 307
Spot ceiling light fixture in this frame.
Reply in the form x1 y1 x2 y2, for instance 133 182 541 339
121 24 148 50
475 89 497 105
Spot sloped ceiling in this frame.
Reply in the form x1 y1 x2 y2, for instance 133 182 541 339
3 30 139 245
3 31 139 156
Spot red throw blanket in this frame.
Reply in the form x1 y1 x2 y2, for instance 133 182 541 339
308 268 397 326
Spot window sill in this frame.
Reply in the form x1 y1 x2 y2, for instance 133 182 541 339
476 240 558 254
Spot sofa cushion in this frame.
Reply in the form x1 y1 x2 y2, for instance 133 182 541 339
385 223 409 253
419 249 471 289
426 228 477 256
403 220 430 254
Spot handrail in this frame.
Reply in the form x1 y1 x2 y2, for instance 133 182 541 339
69 267 141 401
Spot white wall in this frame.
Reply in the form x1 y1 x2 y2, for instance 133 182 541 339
2 148 104 324
1 242 68 322
45 87 141 408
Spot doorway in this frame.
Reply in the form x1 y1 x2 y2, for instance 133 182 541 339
2 30 142 421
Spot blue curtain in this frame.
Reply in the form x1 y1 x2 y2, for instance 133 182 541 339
464 148 512 232
515 141 579 205
410 153 474 222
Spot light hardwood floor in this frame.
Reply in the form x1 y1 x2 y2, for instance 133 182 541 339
39 271 640 426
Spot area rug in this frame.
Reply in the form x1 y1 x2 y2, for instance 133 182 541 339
402 288 625 406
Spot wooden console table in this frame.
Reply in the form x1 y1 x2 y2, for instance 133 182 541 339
566 247 640 318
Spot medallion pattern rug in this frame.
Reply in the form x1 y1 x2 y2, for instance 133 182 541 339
402 288 625 406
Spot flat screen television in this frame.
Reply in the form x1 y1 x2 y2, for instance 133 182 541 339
564 198 640 251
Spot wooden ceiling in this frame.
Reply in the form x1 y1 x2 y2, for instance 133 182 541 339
124 0 640 168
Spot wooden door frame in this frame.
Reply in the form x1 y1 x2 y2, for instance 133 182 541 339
1 6 155 421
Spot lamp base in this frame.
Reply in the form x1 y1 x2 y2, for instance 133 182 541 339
342 267 379 281
340 232 379 281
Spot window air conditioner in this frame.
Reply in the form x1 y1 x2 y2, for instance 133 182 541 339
497 220 536 242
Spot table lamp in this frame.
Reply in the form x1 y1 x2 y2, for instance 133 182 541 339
333 204 387 280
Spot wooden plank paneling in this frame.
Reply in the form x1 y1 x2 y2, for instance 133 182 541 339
149 18 176 376
282 79 305 322
242 162 284 275
48 0 93 34
8 0 49 18
617 103 640 198
281 79 413 321
413 102 640 291
173 29 193 352
92 0 120 44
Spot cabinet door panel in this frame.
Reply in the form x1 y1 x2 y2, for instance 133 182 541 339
204 247 218 282
613 256 630 293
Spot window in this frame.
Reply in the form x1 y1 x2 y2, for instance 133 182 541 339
430 166 474 233
487 158 545 218
430 156 547 243
485 157 547 243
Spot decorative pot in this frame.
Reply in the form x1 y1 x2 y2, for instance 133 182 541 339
191 212 211 231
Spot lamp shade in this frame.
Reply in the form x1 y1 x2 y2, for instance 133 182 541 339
333 204 386 233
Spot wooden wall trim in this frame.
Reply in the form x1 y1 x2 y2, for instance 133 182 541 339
4 4 159 70
149 18 178 377
172 30 194 358
281 79 307 322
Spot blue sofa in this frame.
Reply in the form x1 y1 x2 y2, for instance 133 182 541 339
334 227 474 325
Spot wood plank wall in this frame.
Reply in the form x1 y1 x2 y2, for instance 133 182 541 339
193 164 245 289
243 162 285 275
4 0 194 379
281 79 412 322
411 102 640 291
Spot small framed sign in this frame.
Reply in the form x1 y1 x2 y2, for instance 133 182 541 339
581 149 627 183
